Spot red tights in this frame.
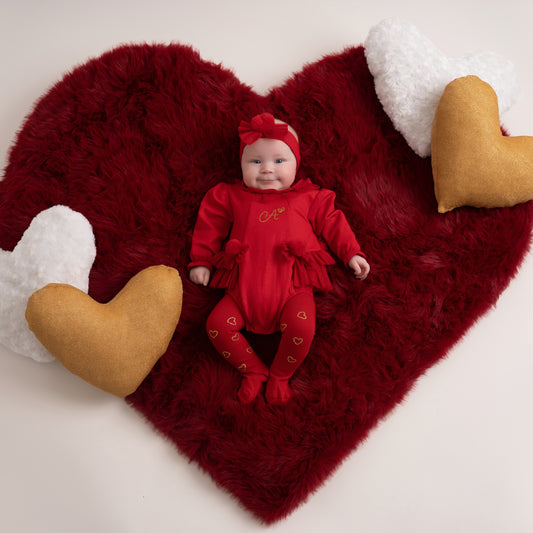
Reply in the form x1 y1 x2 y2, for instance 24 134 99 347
206 292 316 404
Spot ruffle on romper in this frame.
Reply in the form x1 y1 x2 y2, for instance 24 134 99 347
282 241 336 291
210 239 336 291
210 239 249 289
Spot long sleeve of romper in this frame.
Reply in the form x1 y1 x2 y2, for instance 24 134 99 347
309 188 365 264
189 183 233 271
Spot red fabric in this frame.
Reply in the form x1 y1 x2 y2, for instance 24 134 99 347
205 292 316 403
269 291 316 377
205 294 269 403
206 294 269 374
0 43 531 524
189 179 363 334
238 112 301 167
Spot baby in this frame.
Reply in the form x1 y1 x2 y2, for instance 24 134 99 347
189 113 369 404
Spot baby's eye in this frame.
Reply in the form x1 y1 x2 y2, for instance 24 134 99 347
275 158 284 164
252 159 261 164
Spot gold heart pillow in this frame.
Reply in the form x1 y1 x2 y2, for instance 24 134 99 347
431 75 533 213
25 265 183 397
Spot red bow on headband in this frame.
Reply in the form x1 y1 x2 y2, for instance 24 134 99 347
238 113 301 168
238 113 289 145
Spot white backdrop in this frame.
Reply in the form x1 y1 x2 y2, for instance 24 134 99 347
1 1 532 532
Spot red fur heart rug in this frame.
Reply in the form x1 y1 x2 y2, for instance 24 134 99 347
1 44 532 523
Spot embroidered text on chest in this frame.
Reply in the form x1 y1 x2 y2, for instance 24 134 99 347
259 207 286 223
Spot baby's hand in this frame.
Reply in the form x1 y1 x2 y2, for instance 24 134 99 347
348 255 370 281
189 266 211 286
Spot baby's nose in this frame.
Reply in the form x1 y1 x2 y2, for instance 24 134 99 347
260 162 274 173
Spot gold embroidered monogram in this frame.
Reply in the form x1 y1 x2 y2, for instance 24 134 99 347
259 207 285 223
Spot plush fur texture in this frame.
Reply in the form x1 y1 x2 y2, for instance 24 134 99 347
364 18 519 157
0 206 95 362
0 43 531 523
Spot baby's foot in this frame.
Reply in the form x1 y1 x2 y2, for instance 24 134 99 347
238 373 267 404
265 377 291 404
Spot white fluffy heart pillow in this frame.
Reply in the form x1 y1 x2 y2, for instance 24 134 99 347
364 18 519 157
0 205 96 362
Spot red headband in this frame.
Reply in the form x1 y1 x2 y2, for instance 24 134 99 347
238 113 301 168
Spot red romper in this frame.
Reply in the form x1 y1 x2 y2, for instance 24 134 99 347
189 178 364 402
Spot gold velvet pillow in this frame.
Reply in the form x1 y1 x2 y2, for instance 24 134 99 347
25 265 183 397
431 75 533 213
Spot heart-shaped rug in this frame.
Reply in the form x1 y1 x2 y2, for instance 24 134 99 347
0 43 531 523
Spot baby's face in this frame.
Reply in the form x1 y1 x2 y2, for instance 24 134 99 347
241 138 297 191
